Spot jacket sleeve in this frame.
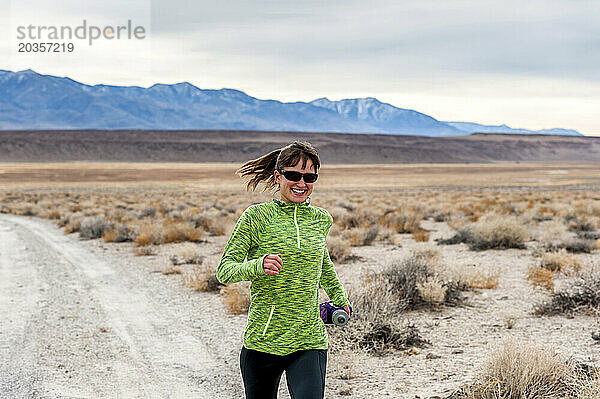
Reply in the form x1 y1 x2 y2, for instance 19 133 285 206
319 213 350 307
216 207 266 284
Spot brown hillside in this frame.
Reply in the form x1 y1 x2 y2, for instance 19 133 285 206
0 130 599 163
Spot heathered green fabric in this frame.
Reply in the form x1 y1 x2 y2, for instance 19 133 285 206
216 198 349 356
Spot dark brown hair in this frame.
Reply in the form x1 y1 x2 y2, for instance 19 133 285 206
236 141 321 191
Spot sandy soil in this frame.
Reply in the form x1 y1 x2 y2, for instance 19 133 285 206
1 213 599 398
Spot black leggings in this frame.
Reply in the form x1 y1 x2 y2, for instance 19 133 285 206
240 346 327 399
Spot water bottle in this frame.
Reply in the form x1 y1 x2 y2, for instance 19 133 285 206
320 301 352 326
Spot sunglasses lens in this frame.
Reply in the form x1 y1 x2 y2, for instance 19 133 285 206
283 171 302 181
304 174 318 183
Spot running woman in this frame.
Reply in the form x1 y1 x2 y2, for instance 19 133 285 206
216 141 351 399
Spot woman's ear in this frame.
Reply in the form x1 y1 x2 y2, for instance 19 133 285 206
274 170 280 184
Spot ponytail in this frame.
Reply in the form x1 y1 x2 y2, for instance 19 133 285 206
236 141 321 192
236 148 281 192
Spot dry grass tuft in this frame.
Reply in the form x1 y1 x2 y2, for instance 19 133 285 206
134 224 161 247
182 264 221 291
450 339 600 398
161 263 182 275
102 229 118 243
527 267 555 291
412 229 430 242
220 283 251 314
379 206 424 234
162 225 188 244
416 278 447 303
342 226 379 246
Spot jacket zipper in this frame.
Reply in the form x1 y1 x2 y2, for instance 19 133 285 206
263 202 300 337
293 205 300 249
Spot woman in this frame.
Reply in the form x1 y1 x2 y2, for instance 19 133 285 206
216 141 351 399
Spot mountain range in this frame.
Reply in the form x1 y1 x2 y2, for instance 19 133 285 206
0 69 582 136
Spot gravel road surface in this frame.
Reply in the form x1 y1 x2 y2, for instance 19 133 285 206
0 214 243 398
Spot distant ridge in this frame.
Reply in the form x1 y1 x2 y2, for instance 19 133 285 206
0 130 598 164
0 69 583 137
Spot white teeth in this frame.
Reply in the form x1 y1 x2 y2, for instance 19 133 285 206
291 188 305 194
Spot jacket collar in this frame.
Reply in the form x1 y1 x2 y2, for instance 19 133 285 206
273 197 311 207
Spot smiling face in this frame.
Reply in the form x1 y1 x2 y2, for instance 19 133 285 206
274 158 316 203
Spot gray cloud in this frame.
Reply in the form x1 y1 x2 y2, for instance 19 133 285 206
149 0 600 82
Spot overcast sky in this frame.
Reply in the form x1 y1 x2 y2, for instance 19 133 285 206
2 0 599 135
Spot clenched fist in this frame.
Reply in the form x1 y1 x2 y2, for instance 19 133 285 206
263 253 283 275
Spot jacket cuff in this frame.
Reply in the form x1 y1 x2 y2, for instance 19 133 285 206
250 254 267 278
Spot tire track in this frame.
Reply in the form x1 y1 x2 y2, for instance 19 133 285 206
0 215 219 398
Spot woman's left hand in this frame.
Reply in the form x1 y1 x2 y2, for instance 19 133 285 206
342 305 351 317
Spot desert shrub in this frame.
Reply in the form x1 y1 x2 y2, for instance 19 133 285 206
138 206 156 219
443 262 500 290
161 263 182 275
194 211 232 236
568 217 596 233
534 219 570 249
45 210 61 220
468 214 529 250
162 224 189 244
341 226 378 246
541 249 582 272
179 224 205 242
379 206 424 234
182 264 222 291
173 243 204 265
579 231 600 240
438 214 528 251
382 251 467 309
112 224 135 242
536 268 600 315
135 246 156 256
134 224 161 246
79 216 113 240
220 283 250 313
327 236 352 263
437 228 472 246
64 217 82 233
557 238 596 254
450 339 600 399
433 211 450 222
327 273 428 354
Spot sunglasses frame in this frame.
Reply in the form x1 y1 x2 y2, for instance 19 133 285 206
277 169 319 183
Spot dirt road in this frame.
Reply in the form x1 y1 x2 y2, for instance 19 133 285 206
0 214 244 398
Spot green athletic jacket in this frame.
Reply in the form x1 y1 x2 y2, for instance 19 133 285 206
216 198 349 356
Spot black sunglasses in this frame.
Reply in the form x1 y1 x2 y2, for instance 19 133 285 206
278 169 319 183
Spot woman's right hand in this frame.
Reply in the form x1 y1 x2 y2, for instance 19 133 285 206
263 253 283 275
